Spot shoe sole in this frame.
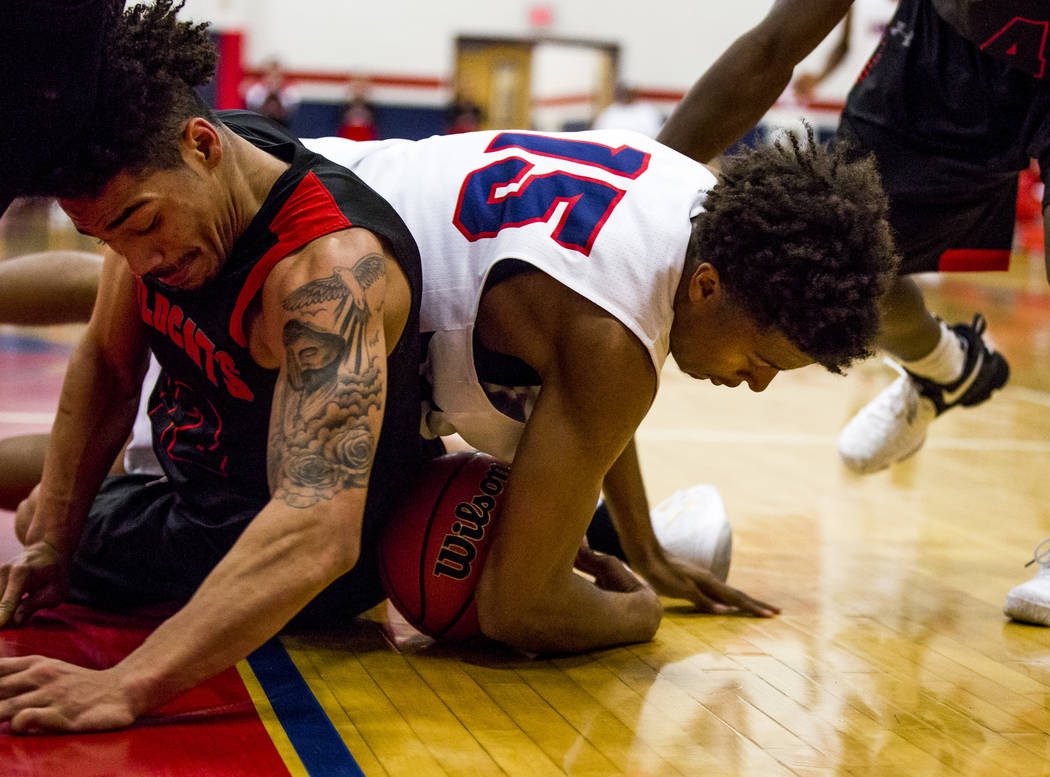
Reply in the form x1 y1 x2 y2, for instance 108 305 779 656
839 431 928 475
1004 593 1050 626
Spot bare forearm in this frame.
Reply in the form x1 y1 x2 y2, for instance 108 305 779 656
658 34 794 163
601 437 663 568
105 501 357 714
28 338 144 554
658 0 853 163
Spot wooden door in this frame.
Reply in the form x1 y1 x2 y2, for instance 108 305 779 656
454 38 533 130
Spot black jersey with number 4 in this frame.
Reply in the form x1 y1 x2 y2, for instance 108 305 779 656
931 0 1050 78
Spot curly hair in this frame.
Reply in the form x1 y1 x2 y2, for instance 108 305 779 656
29 0 217 200
689 125 899 374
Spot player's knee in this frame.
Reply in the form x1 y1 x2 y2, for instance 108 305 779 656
477 607 528 646
332 535 361 576
475 584 535 645
13 485 40 544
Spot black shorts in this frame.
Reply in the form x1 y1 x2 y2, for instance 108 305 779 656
68 473 389 629
837 0 1050 274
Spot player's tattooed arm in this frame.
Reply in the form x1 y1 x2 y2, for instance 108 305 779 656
267 252 389 508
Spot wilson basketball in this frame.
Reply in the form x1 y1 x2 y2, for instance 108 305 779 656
377 450 511 641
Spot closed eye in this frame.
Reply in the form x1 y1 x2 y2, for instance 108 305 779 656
754 353 785 371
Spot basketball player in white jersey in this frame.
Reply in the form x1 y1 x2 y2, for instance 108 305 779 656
304 126 898 651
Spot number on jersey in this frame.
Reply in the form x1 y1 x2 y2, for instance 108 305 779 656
453 132 651 256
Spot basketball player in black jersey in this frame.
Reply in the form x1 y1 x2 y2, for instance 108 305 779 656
0 1 434 732
661 0 1050 624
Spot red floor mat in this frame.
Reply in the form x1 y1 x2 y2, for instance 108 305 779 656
0 604 295 777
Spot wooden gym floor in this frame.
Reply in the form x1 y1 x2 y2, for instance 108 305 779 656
0 202 1048 776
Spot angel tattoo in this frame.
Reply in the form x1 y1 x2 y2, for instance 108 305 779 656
281 254 385 380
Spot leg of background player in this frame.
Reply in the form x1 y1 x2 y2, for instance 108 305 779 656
0 250 132 512
0 252 101 510
0 431 137 513
0 250 101 324
838 272 1008 474
877 276 943 361
1003 202 1050 627
0 434 49 512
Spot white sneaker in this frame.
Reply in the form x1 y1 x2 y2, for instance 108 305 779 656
1004 539 1050 626
838 371 937 474
650 485 732 582
840 316 1009 475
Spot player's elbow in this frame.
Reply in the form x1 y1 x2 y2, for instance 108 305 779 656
475 584 549 649
307 512 362 579
328 532 362 577
739 26 796 74
477 605 545 651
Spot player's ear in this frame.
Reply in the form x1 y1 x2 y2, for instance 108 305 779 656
180 117 223 170
687 262 721 303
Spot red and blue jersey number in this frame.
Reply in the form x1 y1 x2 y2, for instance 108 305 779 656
453 132 651 256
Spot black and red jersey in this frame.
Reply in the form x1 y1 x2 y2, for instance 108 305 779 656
932 0 1050 78
137 110 425 531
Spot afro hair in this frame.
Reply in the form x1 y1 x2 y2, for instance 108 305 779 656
689 125 900 373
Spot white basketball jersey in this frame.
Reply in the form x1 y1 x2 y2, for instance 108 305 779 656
305 131 715 461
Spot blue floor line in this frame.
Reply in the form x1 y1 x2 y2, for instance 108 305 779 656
247 638 366 777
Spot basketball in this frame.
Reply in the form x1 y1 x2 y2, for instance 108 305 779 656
377 450 511 641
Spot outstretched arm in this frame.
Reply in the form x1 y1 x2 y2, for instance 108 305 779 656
0 229 407 732
657 0 853 163
793 7 854 101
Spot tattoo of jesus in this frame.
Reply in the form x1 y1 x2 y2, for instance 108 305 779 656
268 254 387 508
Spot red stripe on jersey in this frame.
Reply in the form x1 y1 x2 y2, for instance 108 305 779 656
937 249 1011 272
229 171 352 347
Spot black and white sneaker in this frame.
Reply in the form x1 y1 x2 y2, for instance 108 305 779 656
838 314 1009 474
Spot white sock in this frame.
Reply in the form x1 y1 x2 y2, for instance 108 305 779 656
899 321 967 385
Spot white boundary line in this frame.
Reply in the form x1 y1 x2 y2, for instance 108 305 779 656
1003 385 1050 409
635 428 1050 453
637 384 1050 453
